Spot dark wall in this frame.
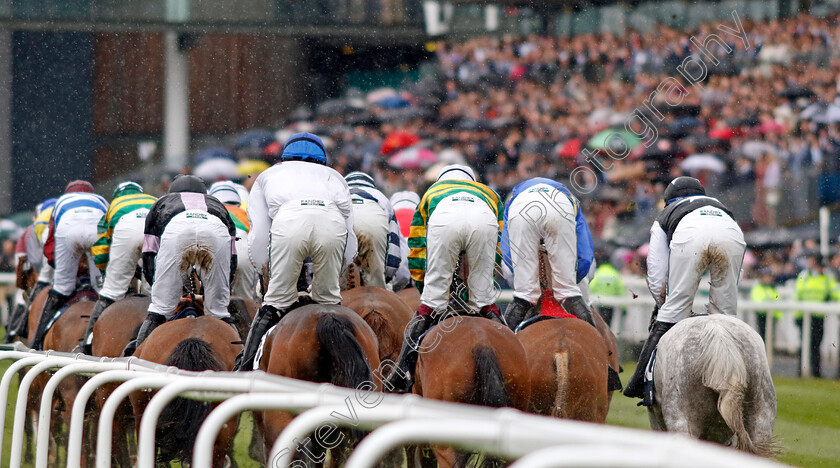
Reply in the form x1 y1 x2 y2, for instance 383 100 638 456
11 31 94 211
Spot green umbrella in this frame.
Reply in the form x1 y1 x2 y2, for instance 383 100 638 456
587 129 642 153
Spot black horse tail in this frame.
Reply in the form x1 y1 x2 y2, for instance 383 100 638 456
316 314 373 389
157 338 224 464
469 345 511 408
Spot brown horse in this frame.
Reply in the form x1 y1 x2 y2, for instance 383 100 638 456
254 304 380 466
341 286 413 363
517 318 612 422
129 316 242 468
414 315 531 468
396 286 421 312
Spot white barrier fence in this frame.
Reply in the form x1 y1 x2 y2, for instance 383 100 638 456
0 343 787 468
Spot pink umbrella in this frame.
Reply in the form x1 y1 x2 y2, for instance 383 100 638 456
388 147 439 169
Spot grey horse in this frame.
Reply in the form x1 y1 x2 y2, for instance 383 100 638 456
649 314 779 457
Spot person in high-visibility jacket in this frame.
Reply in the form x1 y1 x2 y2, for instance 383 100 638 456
589 258 626 325
750 268 781 343
795 254 835 378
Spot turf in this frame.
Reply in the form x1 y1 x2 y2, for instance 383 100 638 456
607 364 840 468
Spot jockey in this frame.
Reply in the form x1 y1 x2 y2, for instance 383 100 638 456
500 177 596 330
385 165 504 392
388 191 419 292
122 175 238 356
235 132 357 371
624 176 745 400
32 181 109 350
344 171 402 288
76 182 157 354
209 180 259 302
5 200 53 343
28 198 58 303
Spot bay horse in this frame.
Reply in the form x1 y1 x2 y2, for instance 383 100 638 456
254 304 380 466
650 314 778 457
396 286 421 312
129 316 243 468
90 295 257 467
341 286 413 363
414 315 530 468
516 318 612 422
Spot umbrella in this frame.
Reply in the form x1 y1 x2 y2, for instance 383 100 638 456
388 147 438 169
373 96 411 109
194 146 235 164
680 153 726 173
438 148 466 165
194 158 239 182
556 138 581 158
587 129 642 153
345 112 381 127
380 131 421 155
288 106 313 122
233 129 275 152
708 127 735 140
778 86 815 100
813 104 840 124
741 140 778 158
759 120 786 134
316 99 360 118
237 159 270 177
366 88 397 104
380 107 434 123
800 102 827 121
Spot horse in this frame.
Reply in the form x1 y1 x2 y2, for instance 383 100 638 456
396 286 421 312
89 294 257 467
341 286 414 363
254 304 380 466
414 315 531 468
128 316 243 468
649 314 779 457
516 317 612 422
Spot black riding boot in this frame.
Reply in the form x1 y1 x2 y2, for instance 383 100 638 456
31 290 70 351
479 304 506 326
503 297 534 332
233 304 286 371
121 313 166 357
561 296 597 328
623 321 675 399
382 312 434 393
75 296 115 354
4 302 28 343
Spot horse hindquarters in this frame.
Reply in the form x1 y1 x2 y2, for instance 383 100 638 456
469 346 511 408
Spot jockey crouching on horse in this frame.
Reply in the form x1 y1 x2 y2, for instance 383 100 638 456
344 172 403 289
209 181 260 302
122 175 238 356
32 181 109 350
385 165 504 393
75 182 157 354
234 132 357 371
624 176 745 401
500 177 596 331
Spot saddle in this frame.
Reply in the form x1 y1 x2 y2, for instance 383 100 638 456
514 290 576 333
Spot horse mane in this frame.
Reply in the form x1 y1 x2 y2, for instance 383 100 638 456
696 318 780 458
315 314 373 389
468 346 511 408
157 338 224 464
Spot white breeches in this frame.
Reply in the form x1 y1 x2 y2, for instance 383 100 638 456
233 228 259 301
657 210 745 323
99 210 147 301
53 210 103 295
422 196 499 312
148 211 232 320
506 189 580 304
351 200 389 288
263 203 347 309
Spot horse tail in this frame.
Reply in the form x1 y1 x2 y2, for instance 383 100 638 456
699 321 777 456
157 338 224 464
316 314 373 388
470 345 511 408
551 351 569 418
